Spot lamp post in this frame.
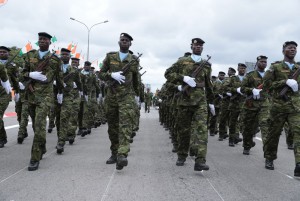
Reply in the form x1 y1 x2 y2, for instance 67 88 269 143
70 17 108 61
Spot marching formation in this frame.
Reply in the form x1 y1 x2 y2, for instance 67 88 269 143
0 32 147 171
1 32 300 178
158 38 300 177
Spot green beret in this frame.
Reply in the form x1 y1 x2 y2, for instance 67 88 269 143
283 41 297 49
71 57 80 61
120 33 133 41
38 32 52 39
0 46 11 52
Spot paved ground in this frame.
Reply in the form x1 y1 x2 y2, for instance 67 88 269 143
0 102 300 201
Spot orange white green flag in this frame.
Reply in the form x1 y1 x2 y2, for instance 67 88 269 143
19 42 32 56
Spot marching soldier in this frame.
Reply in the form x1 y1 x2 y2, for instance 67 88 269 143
99 33 140 170
165 38 215 171
22 32 64 171
144 88 152 113
263 41 300 177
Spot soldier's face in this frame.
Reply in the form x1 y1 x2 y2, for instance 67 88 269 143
218 74 225 80
257 59 267 71
283 44 297 59
191 43 203 55
38 36 50 50
0 49 9 60
71 60 79 68
238 66 246 75
60 52 70 63
119 37 131 51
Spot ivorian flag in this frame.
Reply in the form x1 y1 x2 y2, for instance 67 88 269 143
0 0 8 6
19 42 32 56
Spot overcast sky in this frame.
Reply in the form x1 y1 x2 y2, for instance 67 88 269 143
1 0 300 91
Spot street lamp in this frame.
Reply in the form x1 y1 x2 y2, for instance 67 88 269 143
70 17 108 61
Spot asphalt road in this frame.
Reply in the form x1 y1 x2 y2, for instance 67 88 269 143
0 102 300 201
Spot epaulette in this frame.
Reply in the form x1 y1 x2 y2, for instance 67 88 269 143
246 70 255 75
108 51 117 55
271 61 281 65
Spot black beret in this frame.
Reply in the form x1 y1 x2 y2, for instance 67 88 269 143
191 38 205 45
218 71 226 75
128 50 133 54
71 57 80 61
229 67 236 73
60 48 71 53
120 33 133 41
91 67 95 70
283 41 298 48
0 46 11 52
184 52 192 57
238 63 247 68
38 32 52 39
257 55 268 60
211 75 217 79
84 61 92 66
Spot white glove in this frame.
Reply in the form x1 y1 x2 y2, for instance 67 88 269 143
209 104 216 116
53 80 56 86
135 96 140 105
236 87 243 95
183 76 196 87
19 82 25 90
252 88 262 100
1 80 11 94
177 85 182 91
14 93 20 102
57 93 63 104
111 71 125 84
73 82 77 89
218 94 223 99
226 92 232 97
29 71 47 81
63 83 67 87
286 79 298 92
158 99 162 103
85 95 88 102
97 96 100 104
79 91 83 96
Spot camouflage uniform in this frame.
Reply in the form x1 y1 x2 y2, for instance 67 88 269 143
99 52 139 158
165 56 214 165
209 79 223 136
144 91 152 113
22 50 63 162
218 77 231 139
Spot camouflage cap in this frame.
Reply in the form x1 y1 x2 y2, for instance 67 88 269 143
191 38 205 45
120 33 133 41
0 46 11 52
38 32 52 39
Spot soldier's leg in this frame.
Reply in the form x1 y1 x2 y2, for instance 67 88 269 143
209 107 219 136
0 98 10 147
258 105 270 145
48 105 56 132
287 113 300 166
17 101 29 143
263 111 287 162
106 103 119 156
242 110 258 153
67 99 80 143
228 108 241 146
218 102 230 140
15 100 22 123
284 122 294 149
55 104 61 134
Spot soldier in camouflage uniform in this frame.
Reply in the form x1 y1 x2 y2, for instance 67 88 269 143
55 48 83 154
209 71 225 136
144 88 152 113
218 67 236 141
165 38 215 171
263 41 300 177
21 32 64 171
240 56 270 155
0 46 20 148
99 33 140 170
226 63 246 146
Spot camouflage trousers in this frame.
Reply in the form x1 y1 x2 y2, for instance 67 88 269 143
132 102 140 132
0 96 10 141
48 103 56 129
68 98 81 139
28 102 50 162
284 122 294 146
16 101 29 138
209 107 220 134
105 95 135 157
177 104 208 163
218 99 230 137
145 101 150 113
228 106 243 139
264 109 300 164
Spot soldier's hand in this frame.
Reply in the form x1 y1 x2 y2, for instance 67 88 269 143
57 93 63 104
14 93 20 102
226 92 232 96
19 82 25 90
286 79 298 92
73 82 77 88
85 95 88 102
29 71 47 81
177 85 182 91
183 76 196 87
111 71 125 84
209 104 216 116
252 88 262 100
1 80 12 94
236 87 243 95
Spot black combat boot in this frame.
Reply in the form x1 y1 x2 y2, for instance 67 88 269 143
56 144 64 154
80 128 87 137
294 163 300 177
172 145 178 153
69 137 75 145
116 155 128 170
251 141 256 147
176 158 186 166
0 139 7 148
87 128 91 134
129 138 133 143
28 160 39 171
287 144 294 150
209 130 215 136
17 136 24 144
218 135 224 141
106 155 117 164
243 148 250 155
47 127 53 133
194 162 209 171
24 131 28 138
234 137 243 144
229 138 235 147
265 159 274 170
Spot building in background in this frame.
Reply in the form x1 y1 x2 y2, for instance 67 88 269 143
245 61 256 72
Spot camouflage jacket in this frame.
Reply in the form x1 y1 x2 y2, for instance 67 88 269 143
212 79 223 108
0 61 19 98
165 56 214 106
263 60 300 112
62 64 82 99
227 75 246 102
144 92 152 104
21 50 63 105
0 64 8 82
99 52 139 98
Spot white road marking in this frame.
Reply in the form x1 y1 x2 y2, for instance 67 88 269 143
100 169 116 201
255 137 262 141
4 122 32 130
